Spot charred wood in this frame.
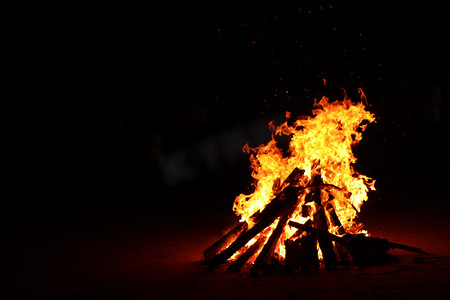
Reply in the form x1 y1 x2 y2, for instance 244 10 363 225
227 233 265 272
250 214 291 275
288 219 313 241
284 238 302 273
299 234 320 272
206 185 302 270
314 206 338 268
308 184 338 269
203 222 248 262
325 202 346 235
344 235 393 266
388 241 428 255
287 222 416 267
324 203 349 261
288 221 343 243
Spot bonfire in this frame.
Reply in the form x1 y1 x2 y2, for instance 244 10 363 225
203 91 426 275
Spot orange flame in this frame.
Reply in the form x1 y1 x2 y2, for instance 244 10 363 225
232 94 376 260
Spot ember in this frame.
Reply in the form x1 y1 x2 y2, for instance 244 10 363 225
203 92 426 274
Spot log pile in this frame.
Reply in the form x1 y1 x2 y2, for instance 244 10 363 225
202 168 427 274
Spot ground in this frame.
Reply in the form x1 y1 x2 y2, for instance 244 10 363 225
3 171 450 299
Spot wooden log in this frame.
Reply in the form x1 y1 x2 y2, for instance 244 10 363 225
283 218 315 273
204 172 304 263
227 233 265 272
388 242 428 255
203 222 248 262
250 213 290 275
325 202 346 235
287 222 411 267
344 234 392 266
246 168 305 225
206 185 303 270
299 233 320 272
288 219 313 241
324 202 349 261
283 167 305 187
413 256 449 263
309 185 337 269
284 238 302 273
314 206 338 268
302 204 313 218
204 166 339 271
288 221 344 243
272 168 304 195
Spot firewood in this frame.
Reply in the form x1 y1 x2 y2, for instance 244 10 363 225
206 185 303 270
313 205 337 268
203 222 248 262
227 233 265 272
284 238 302 272
325 201 346 235
299 233 320 272
343 235 425 266
288 221 343 243
287 222 420 267
388 241 428 255
283 167 305 187
345 236 428 266
250 214 291 275
203 167 304 263
413 256 450 263
344 234 393 266
306 183 338 269
324 203 349 261
288 219 313 241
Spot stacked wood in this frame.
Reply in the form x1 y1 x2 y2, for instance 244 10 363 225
205 183 304 271
314 206 338 269
203 222 248 262
202 168 427 274
250 213 291 275
288 221 427 266
227 230 266 272
284 232 320 273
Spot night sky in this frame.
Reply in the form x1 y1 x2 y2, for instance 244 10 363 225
6 3 450 218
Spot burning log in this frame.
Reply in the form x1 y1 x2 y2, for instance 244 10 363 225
324 200 347 235
227 233 265 272
288 221 427 266
205 183 339 271
206 185 304 270
298 233 320 272
203 222 248 262
313 206 338 268
307 182 338 269
288 221 382 266
288 221 342 243
284 232 320 273
284 218 314 272
250 214 291 275
324 203 350 261
203 168 305 264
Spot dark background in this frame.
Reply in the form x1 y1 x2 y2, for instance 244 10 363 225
4 3 450 299
5 2 450 224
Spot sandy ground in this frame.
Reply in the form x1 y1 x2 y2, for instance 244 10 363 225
3 172 450 299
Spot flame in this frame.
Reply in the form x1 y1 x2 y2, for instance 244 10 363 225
231 94 376 262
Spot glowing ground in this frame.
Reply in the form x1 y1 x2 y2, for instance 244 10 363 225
4 172 450 299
